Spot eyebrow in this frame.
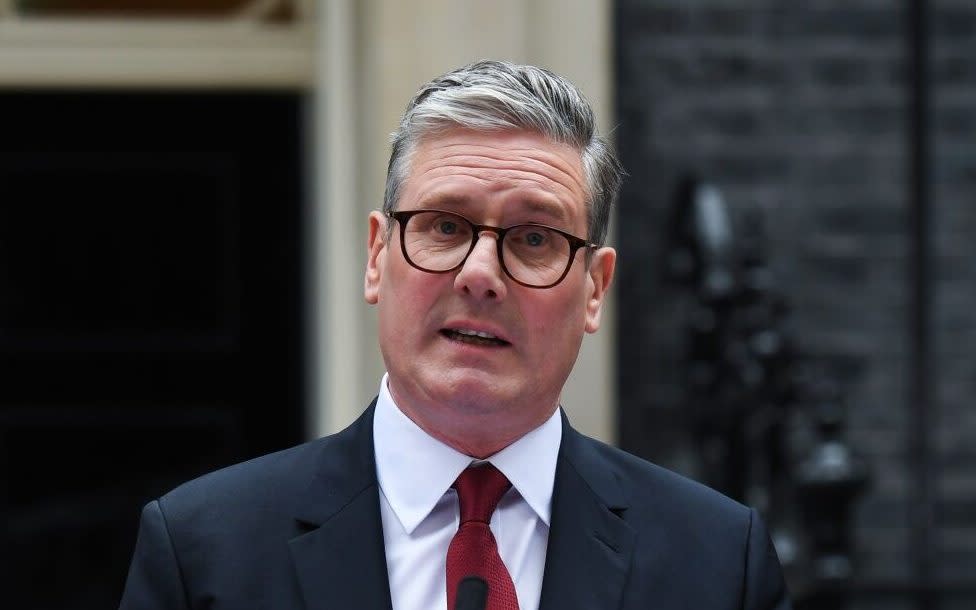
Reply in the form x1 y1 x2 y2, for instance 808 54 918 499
417 193 471 210
417 193 570 226
519 199 570 225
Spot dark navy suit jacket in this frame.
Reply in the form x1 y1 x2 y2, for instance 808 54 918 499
119 401 791 609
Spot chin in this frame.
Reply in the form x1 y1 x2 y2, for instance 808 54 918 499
427 372 517 412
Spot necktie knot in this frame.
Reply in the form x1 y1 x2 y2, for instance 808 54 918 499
453 464 511 524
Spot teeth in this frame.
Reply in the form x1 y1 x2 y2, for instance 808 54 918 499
456 328 498 339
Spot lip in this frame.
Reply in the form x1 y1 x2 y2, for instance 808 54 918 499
440 319 513 345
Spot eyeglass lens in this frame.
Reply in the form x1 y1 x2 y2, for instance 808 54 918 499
401 211 572 287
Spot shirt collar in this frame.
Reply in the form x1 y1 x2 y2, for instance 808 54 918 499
373 373 562 534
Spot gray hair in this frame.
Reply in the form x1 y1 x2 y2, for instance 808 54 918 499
383 60 623 245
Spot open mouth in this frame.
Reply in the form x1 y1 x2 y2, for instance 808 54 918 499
440 328 510 347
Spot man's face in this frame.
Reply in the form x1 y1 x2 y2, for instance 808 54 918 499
365 128 615 456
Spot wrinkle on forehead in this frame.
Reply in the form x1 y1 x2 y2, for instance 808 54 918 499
416 142 584 194
404 130 588 222
419 166 575 203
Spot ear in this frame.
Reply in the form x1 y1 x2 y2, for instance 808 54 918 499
364 211 388 305
583 246 616 333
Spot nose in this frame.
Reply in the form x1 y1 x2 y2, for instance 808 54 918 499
454 231 508 301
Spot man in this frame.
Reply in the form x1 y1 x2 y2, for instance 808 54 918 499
120 60 791 610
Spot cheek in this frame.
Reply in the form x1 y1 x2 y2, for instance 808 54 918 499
523 292 587 348
379 266 444 329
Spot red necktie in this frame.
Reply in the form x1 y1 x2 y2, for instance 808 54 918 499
446 464 520 610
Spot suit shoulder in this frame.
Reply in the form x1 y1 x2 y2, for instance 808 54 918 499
151 403 376 533
560 431 787 606
569 432 752 525
154 433 336 529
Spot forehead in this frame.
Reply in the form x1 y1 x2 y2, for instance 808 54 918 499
402 128 588 227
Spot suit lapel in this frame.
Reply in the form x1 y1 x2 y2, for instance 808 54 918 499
288 401 394 610
538 416 636 610
283 403 637 610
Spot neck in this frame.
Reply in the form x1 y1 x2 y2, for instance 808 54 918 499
386 379 558 459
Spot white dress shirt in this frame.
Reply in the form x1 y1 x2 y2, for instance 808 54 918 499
373 373 562 610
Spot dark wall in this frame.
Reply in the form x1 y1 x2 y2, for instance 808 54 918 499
0 91 306 608
931 0 976 592
615 2 975 608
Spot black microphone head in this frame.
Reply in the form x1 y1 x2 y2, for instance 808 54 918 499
455 575 488 610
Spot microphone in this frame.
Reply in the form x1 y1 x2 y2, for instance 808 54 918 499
454 576 488 610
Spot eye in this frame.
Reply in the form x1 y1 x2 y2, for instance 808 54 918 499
525 231 546 247
436 220 458 235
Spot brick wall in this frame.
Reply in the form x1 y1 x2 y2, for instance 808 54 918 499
933 0 976 595
614 2 974 607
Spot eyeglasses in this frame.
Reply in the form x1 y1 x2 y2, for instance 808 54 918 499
387 209 597 289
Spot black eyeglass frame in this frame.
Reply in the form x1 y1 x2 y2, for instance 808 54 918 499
387 209 599 289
